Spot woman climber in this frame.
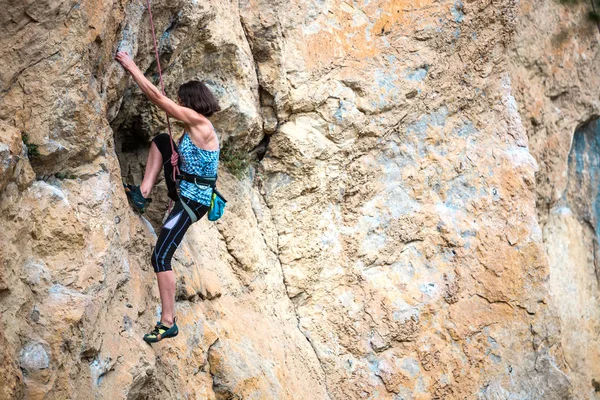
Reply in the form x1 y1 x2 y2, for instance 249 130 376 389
115 51 221 344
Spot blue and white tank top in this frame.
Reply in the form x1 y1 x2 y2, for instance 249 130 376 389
179 132 219 206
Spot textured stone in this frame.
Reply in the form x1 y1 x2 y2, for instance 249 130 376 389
510 1 600 397
0 121 24 194
0 0 598 399
20 259 52 292
0 329 23 400
19 342 50 374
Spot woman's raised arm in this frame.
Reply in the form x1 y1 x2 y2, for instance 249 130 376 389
115 52 202 126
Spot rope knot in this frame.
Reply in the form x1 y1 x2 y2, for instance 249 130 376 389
170 152 179 167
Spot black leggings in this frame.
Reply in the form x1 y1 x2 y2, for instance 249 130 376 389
152 133 180 202
150 134 209 273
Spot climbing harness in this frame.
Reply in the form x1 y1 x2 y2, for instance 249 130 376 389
176 173 227 222
145 0 225 220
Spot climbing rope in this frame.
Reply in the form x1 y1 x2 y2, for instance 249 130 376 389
145 0 179 213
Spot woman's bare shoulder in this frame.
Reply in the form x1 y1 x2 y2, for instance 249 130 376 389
187 121 218 150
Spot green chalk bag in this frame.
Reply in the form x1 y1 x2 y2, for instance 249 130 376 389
208 188 227 221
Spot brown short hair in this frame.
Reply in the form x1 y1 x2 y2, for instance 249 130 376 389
178 81 221 117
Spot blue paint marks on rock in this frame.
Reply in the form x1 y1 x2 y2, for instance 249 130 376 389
405 65 429 82
401 358 421 377
161 30 172 46
452 0 465 23
453 120 477 137
117 24 135 55
367 353 380 373
489 353 502 364
461 230 476 239
375 67 399 92
406 107 448 157
419 282 437 296
373 65 401 109
445 174 477 210
406 107 448 138
334 100 357 122
453 28 461 39
90 357 113 386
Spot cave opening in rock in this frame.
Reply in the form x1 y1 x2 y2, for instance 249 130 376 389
118 115 148 154
111 102 171 230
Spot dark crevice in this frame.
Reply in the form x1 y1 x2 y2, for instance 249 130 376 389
118 115 149 154
110 94 167 229
249 134 270 162
259 88 275 107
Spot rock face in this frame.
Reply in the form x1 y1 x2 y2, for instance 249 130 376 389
0 0 598 399
509 1 600 397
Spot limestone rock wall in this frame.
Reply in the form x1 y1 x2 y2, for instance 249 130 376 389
0 0 327 399
509 1 600 397
0 0 597 398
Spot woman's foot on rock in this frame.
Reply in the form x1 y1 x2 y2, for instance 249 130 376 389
123 183 152 214
143 320 179 344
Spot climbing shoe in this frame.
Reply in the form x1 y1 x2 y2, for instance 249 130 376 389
124 183 152 214
143 320 179 344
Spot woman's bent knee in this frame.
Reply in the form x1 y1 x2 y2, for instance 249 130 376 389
151 251 172 273
152 133 177 166
152 133 171 145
